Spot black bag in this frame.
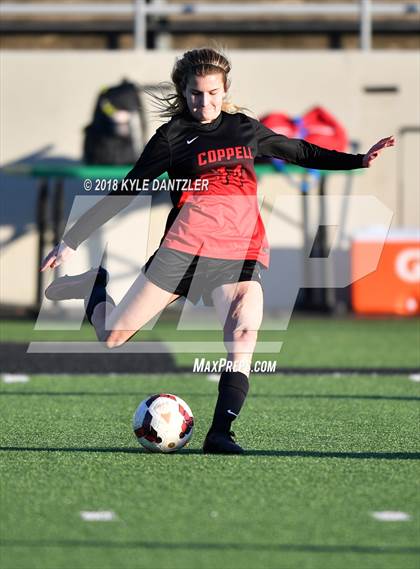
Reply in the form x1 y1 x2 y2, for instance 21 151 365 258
83 79 146 165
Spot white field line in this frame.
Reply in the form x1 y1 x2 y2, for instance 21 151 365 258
80 511 117 522
206 374 220 382
409 374 420 382
371 511 411 522
1 374 29 384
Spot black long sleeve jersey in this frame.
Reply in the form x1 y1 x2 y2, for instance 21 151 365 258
64 110 365 267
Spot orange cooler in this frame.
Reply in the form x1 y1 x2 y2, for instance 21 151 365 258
351 229 420 315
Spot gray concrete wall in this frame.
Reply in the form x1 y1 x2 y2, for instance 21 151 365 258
1 50 419 310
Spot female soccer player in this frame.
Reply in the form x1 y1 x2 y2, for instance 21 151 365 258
41 47 395 454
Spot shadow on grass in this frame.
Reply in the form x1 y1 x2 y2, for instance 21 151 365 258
0 539 418 555
0 447 419 460
1 391 420 402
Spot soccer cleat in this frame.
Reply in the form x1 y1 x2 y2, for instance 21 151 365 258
45 267 109 301
202 430 244 455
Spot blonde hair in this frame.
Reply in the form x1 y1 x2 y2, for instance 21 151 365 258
147 47 244 119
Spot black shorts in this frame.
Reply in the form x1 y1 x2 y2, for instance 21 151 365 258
142 247 263 306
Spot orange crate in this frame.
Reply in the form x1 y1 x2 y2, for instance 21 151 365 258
351 230 420 315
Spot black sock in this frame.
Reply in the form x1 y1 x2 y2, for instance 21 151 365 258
210 371 249 434
85 285 115 325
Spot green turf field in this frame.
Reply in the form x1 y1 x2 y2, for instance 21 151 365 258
1 316 419 368
1 373 419 569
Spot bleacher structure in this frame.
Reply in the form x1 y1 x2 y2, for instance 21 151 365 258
0 0 419 50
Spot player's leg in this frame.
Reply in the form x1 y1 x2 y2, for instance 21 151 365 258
213 279 263 373
100 272 179 348
45 248 205 347
45 265 179 346
203 280 263 453
102 248 204 347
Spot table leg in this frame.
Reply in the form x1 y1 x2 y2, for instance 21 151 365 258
52 178 65 280
317 173 333 312
36 178 49 310
301 172 312 309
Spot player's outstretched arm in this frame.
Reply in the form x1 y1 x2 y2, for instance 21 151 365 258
362 136 395 168
252 115 395 171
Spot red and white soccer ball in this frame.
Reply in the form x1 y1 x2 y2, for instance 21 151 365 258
133 394 194 453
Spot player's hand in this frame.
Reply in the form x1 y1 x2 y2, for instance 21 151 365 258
362 136 395 168
40 241 75 272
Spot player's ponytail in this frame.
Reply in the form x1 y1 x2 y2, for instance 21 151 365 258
146 46 244 119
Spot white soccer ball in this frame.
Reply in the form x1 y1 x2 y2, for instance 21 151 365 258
133 393 194 453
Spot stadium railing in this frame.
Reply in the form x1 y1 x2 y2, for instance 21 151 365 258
1 1 419 50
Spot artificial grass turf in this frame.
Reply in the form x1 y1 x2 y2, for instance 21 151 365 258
1 374 419 569
1 316 419 368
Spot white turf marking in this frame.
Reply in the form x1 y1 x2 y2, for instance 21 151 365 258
207 374 220 382
80 511 117 522
1 374 29 384
372 511 411 522
409 374 420 382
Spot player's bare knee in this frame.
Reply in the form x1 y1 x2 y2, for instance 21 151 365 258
106 330 127 349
